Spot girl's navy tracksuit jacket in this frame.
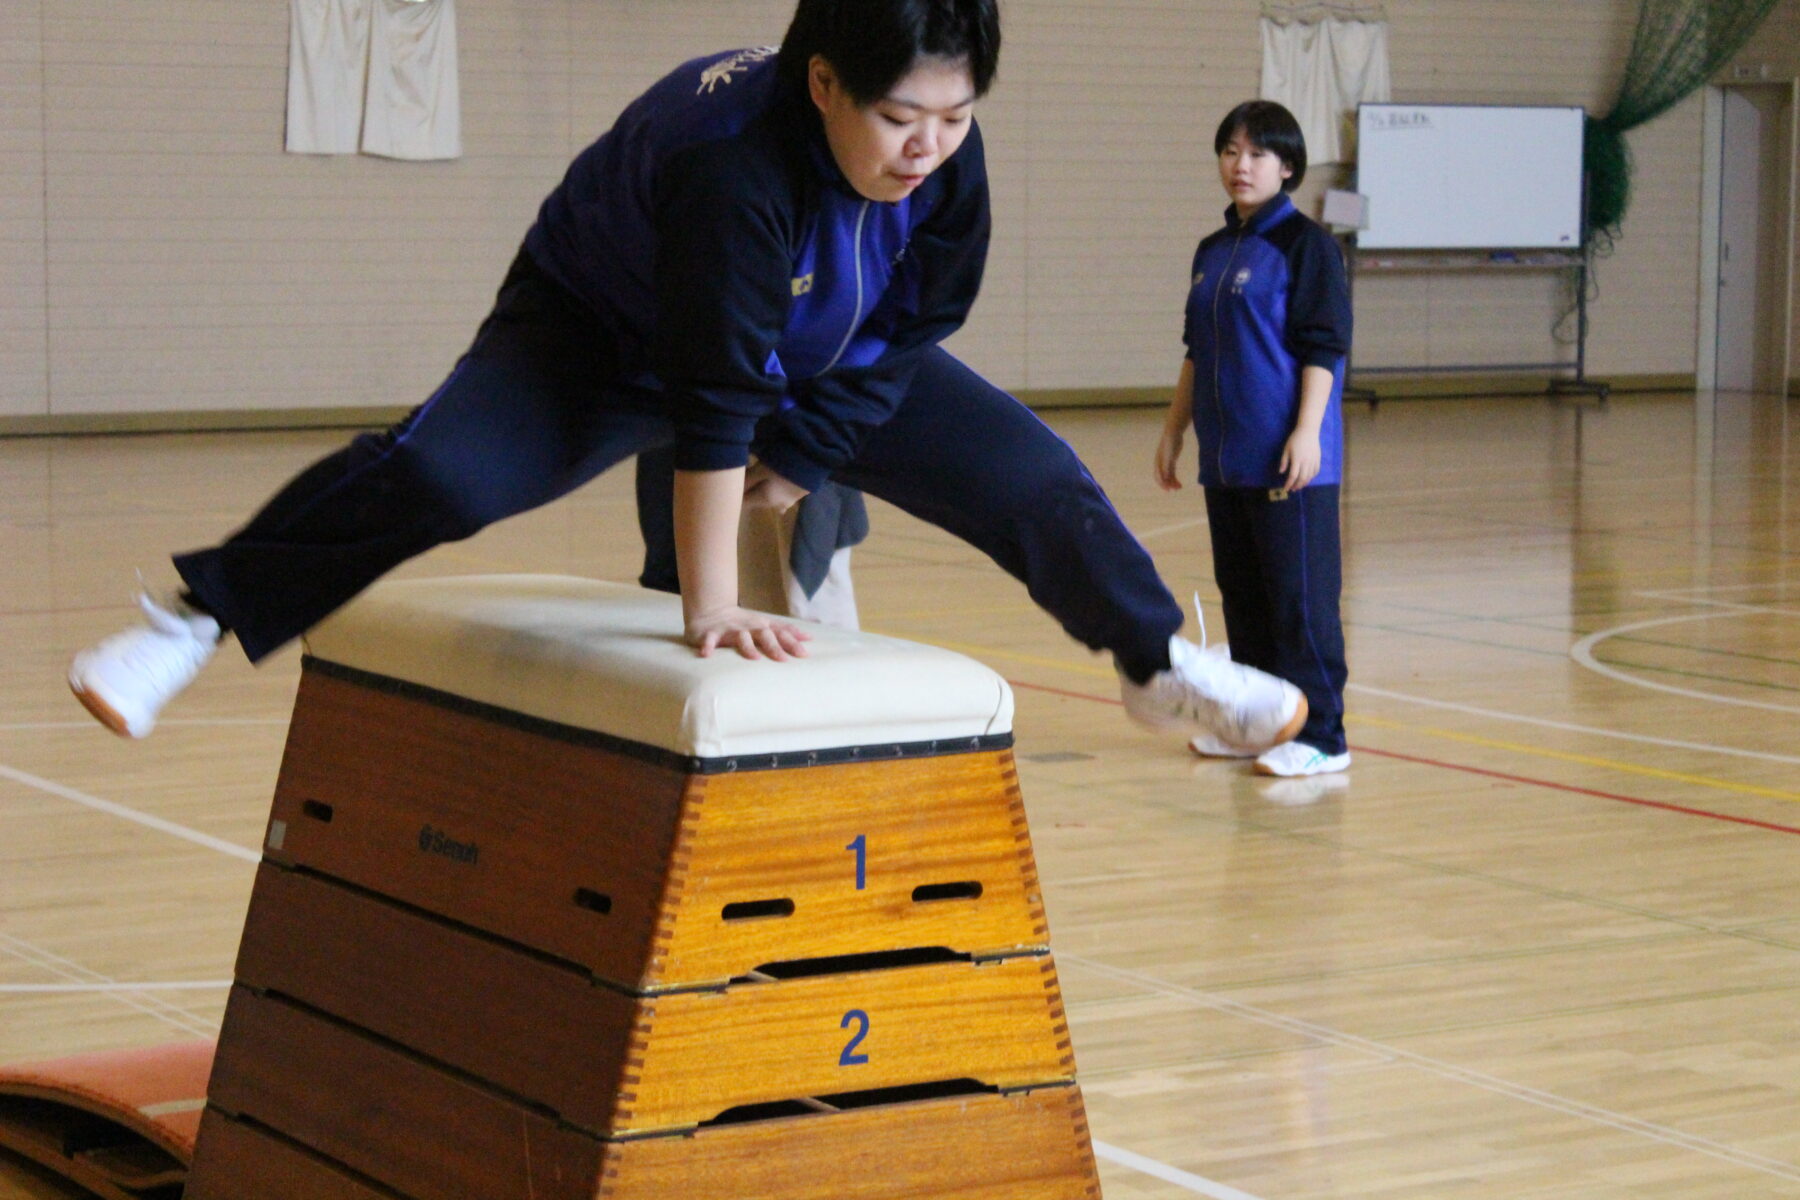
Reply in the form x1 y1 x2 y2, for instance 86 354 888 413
1184 192 1352 754
173 49 1185 679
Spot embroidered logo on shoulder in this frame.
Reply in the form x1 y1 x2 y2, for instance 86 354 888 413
698 46 778 94
792 273 814 296
1192 271 1205 287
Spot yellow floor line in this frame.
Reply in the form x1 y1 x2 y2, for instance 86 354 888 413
1347 713 1800 805
868 630 1118 680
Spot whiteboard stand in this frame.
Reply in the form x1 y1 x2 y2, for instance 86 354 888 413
1344 243 1610 407
1545 248 1610 406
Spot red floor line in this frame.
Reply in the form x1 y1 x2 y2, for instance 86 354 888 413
1011 678 1126 706
1005 678 1800 837
1352 746 1800 836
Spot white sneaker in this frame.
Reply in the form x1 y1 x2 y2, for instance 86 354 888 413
1254 741 1351 778
69 592 221 738
1120 635 1307 751
1188 732 1257 758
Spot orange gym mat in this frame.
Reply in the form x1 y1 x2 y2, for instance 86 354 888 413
0 1039 212 1198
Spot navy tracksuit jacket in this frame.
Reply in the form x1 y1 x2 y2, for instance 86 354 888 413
1184 194 1352 753
175 49 1184 679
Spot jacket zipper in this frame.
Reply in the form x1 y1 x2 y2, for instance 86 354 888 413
821 199 871 374
1211 232 1243 485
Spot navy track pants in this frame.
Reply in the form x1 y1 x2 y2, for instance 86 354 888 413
175 252 1184 675
1203 484 1348 754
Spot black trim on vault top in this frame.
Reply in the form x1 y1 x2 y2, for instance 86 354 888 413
301 655 1013 776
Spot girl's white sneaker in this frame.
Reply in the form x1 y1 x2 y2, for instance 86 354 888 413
1253 741 1351 778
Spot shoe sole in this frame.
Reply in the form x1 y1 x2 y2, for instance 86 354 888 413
1189 742 1257 759
1138 692 1309 748
1253 748 1355 779
1253 762 1325 777
1253 762 1350 777
69 678 136 738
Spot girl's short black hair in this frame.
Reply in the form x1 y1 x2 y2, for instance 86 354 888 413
778 0 1001 106
1214 100 1307 192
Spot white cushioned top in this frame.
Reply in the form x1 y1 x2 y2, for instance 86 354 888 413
301 575 1013 759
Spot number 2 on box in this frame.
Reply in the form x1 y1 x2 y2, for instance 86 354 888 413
839 1009 871 1065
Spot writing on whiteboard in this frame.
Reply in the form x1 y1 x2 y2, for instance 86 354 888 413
1366 109 1433 131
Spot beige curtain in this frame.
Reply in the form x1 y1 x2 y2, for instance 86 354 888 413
286 0 369 154
1259 6 1391 165
286 0 461 160
363 0 462 160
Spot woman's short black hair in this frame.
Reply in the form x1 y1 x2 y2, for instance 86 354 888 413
778 0 1001 106
1214 100 1307 192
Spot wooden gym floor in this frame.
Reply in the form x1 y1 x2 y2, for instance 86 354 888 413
2 389 1797 1199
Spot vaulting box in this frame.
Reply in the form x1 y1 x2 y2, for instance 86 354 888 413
184 576 1103 1199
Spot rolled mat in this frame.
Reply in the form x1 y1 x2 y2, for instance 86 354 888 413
0 1039 213 1199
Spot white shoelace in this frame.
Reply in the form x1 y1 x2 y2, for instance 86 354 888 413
1191 591 1209 652
107 594 213 691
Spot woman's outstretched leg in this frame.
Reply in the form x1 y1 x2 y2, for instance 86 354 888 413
835 348 1306 749
71 309 663 737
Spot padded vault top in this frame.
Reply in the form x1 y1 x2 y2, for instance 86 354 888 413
302 575 1016 760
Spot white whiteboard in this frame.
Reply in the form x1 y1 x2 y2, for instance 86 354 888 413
1355 104 1585 250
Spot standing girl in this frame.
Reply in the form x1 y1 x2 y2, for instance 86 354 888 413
1154 100 1351 777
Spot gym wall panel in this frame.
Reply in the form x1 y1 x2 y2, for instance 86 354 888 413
1 0 47 417
939 62 1025 386
999 0 1231 390
39 1 558 417
6 0 1746 420
1724 0 1800 386
1580 97 1704 378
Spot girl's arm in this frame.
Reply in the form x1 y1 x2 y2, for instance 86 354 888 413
674 466 810 660
1154 358 1196 491
1280 226 1352 492
1279 364 1334 491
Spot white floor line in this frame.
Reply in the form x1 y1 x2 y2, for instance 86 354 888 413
1064 954 1800 1183
0 763 261 863
0 933 218 1038
1137 515 1211 541
1637 584 1795 599
1569 612 1800 717
1091 1140 1268 1200
0 718 286 732
1346 683 1800 766
0 981 231 994
1629 595 1800 616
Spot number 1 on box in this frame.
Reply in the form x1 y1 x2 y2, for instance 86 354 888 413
846 834 867 890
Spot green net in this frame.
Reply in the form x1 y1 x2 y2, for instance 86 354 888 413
1586 0 1783 242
